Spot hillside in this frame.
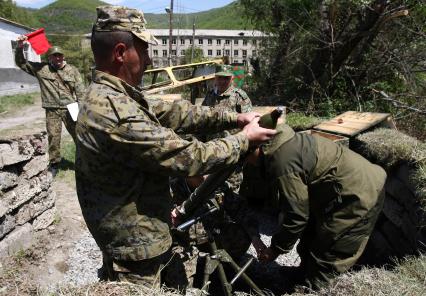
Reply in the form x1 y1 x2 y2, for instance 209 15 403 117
13 0 251 34
146 2 253 30
33 0 106 33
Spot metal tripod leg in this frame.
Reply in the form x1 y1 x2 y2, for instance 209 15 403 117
200 232 266 296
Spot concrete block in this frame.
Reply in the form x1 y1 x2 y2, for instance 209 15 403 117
3 176 45 211
0 141 34 168
0 223 33 258
0 167 19 191
15 190 55 225
23 155 48 179
0 214 15 240
33 207 56 231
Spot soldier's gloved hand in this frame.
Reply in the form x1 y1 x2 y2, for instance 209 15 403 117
258 247 280 263
236 112 260 128
170 207 182 228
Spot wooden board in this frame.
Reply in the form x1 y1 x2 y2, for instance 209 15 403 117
313 111 392 137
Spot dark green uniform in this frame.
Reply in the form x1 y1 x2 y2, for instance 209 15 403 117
15 46 85 165
261 124 386 289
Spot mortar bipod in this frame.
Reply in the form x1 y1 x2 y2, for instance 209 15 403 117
177 204 268 296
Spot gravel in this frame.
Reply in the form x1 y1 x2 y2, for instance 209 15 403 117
62 231 102 287
58 210 300 292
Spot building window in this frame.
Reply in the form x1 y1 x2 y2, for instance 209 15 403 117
234 50 238 56
153 50 158 56
216 39 221 45
198 39 203 45
162 38 167 45
172 38 177 45
242 50 247 58
234 39 238 45
225 49 230 56
172 50 177 56
252 50 257 56
208 50 213 56
208 39 212 45
181 49 185 56
234 60 239 63
252 39 257 45
243 40 248 46
189 39 193 44
225 39 230 45
162 50 167 57
216 50 221 56
180 39 185 45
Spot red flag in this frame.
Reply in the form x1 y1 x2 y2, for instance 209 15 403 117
25 28 51 55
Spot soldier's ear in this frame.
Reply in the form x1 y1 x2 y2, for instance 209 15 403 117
113 43 127 63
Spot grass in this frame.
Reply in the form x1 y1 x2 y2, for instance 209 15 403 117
0 93 38 114
56 137 76 185
286 113 325 131
356 128 426 205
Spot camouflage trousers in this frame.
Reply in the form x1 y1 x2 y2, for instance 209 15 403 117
45 108 76 164
296 189 386 290
100 246 196 291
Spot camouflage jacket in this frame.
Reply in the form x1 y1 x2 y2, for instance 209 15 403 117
262 125 387 254
75 70 249 261
15 46 85 109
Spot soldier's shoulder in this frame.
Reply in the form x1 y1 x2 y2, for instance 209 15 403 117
231 87 250 100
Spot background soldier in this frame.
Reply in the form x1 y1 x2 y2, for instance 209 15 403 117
248 124 386 290
171 68 264 257
15 38 85 174
76 5 275 290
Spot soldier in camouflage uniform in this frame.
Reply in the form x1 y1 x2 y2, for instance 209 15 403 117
15 39 85 170
248 124 386 290
75 5 275 290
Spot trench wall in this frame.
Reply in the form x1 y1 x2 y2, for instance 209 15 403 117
0 132 56 258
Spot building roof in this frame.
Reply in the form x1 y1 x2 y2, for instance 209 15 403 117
147 29 265 38
0 16 34 31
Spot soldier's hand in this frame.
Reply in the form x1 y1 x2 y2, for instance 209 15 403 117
242 117 276 147
236 112 260 128
17 35 28 48
170 207 182 228
258 247 280 263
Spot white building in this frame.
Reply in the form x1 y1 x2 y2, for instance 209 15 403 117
148 29 265 67
0 17 40 96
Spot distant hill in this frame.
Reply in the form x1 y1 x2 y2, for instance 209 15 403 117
33 0 106 33
146 2 253 30
12 0 252 34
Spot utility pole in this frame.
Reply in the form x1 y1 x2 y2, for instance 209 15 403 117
167 0 174 66
191 17 195 63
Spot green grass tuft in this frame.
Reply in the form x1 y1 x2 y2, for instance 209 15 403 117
0 93 38 113
286 113 325 131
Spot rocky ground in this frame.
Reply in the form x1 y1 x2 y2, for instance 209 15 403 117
0 96 300 295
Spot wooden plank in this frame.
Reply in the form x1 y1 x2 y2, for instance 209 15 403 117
313 111 391 137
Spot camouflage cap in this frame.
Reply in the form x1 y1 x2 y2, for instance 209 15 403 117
93 6 159 45
47 46 64 56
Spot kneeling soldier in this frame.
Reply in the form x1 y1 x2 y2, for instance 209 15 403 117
248 124 386 290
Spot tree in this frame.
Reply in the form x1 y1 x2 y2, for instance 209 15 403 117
0 0 39 27
240 0 425 139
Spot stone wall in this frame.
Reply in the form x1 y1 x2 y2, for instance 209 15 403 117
0 132 56 258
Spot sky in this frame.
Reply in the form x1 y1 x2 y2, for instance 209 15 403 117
15 0 236 14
